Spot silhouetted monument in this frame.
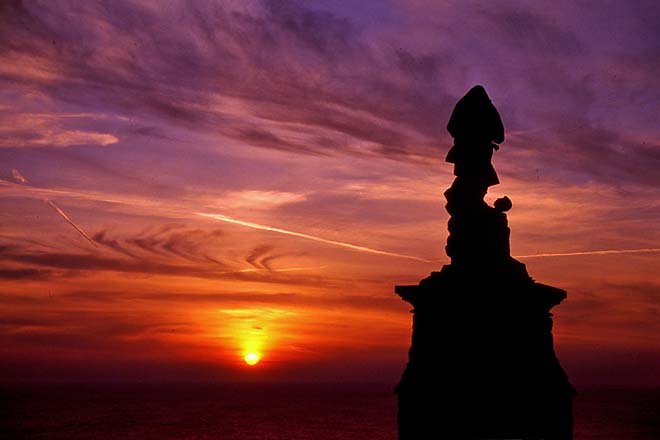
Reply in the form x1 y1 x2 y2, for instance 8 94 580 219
395 86 575 439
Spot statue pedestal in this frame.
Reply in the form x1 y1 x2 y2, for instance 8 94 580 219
394 264 575 439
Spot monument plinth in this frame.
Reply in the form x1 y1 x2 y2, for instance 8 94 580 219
395 86 575 440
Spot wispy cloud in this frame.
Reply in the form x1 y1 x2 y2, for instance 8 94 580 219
221 190 307 210
0 111 118 148
2 0 658 185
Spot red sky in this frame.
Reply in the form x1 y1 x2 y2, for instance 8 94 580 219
1 0 659 387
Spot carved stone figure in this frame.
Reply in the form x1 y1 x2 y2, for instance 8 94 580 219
395 86 575 440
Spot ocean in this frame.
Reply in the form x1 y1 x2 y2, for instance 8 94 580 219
2 383 658 439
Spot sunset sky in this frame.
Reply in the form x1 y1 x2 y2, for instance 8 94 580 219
1 0 659 387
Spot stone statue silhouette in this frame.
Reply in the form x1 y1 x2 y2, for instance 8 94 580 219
395 85 575 439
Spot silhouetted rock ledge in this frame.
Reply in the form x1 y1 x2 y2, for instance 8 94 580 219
394 86 575 440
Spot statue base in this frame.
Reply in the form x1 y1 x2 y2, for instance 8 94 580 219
395 262 575 439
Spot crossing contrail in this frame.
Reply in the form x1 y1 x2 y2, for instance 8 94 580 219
199 212 659 263
197 212 433 262
45 199 98 247
9 170 658 261
10 168 97 247
515 248 660 259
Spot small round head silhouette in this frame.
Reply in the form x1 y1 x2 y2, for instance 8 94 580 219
494 196 512 212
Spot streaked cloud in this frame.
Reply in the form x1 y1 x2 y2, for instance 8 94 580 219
0 112 118 148
221 190 307 210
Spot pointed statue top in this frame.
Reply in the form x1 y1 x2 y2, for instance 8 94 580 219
447 85 505 145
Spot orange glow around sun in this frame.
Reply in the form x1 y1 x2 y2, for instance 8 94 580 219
244 352 260 366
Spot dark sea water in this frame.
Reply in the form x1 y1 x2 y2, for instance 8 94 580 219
1 383 659 439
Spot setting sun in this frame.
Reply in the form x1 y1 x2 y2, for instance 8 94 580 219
244 353 260 366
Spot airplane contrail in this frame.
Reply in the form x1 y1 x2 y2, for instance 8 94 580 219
200 212 660 263
197 212 433 263
44 199 98 247
10 168 97 247
515 248 660 259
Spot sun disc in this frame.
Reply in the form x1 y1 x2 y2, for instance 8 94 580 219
244 352 260 365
